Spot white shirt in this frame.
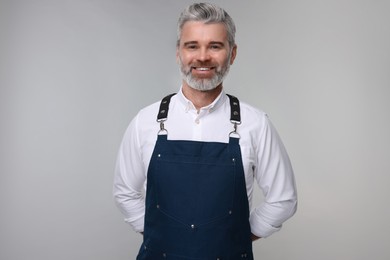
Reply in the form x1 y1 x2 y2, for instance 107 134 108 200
113 88 297 238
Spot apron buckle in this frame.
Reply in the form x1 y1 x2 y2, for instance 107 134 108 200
157 119 168 135
229 120 241 138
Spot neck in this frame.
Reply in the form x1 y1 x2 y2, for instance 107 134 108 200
182 83 223 110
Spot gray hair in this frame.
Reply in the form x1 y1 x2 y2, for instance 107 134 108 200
177 3 236 49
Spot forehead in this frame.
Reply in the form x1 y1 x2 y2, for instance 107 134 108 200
180 21 228 43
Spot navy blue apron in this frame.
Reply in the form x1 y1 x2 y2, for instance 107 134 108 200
137 94 253 259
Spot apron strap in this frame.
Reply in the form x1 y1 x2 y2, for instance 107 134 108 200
226 94 241 123
157 93 176 122
226 94 241 138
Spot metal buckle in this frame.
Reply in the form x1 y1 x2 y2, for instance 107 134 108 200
229 120 241 138
157 119 168 135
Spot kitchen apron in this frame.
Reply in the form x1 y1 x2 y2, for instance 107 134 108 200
137 94 253 260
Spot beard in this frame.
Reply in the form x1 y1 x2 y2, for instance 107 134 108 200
178 53 232 92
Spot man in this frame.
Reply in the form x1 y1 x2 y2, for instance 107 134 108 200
114 3 297 259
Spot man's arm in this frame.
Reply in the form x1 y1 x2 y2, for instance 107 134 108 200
250 115 297 238
113 115 146 233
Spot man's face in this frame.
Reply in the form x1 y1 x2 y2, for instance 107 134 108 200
177 21 237 91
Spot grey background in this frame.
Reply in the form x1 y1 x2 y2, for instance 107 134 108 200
1 0 389 259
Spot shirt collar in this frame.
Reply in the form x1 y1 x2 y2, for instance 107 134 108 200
177 86 227 113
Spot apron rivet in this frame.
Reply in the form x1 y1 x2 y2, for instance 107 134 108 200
229 210 232 215
232 158 236 162
156 204 160 209
158 154 161 158
162 253 167 258
191 224 195 229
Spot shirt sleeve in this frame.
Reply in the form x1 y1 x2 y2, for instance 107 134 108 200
250 115 297 238
113 114 146 233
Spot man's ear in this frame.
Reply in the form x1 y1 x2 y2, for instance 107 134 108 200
176 47 180 64
230 44 237 65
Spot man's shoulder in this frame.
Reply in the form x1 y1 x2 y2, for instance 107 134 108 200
238 100 268 121
133 94 179 128
137 93 178 119
137 100 161 119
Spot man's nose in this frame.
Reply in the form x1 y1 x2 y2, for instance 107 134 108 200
197 47 211 61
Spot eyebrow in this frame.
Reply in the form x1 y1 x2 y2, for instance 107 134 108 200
209 41 225 46
183 41 225 47
183 41 198 47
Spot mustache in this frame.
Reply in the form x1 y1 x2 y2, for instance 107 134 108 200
189 63 218 68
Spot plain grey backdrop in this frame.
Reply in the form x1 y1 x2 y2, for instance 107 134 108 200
1 0 389 259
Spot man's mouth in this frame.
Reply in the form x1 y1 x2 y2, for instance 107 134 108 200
192 67 215 71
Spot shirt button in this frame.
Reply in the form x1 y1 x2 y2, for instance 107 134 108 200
195 119 200 124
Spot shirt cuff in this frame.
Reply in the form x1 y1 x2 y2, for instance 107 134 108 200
249 212 282 238
124 213 145 233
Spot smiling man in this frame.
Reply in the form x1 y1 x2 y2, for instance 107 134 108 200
178 20 235 93
114 3 297 259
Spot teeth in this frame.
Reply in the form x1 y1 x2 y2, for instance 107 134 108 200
196 67 211 71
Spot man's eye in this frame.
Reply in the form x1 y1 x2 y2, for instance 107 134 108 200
210 45 222 50
187 45 197 49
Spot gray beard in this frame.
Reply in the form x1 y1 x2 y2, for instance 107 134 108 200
178 56 231 92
